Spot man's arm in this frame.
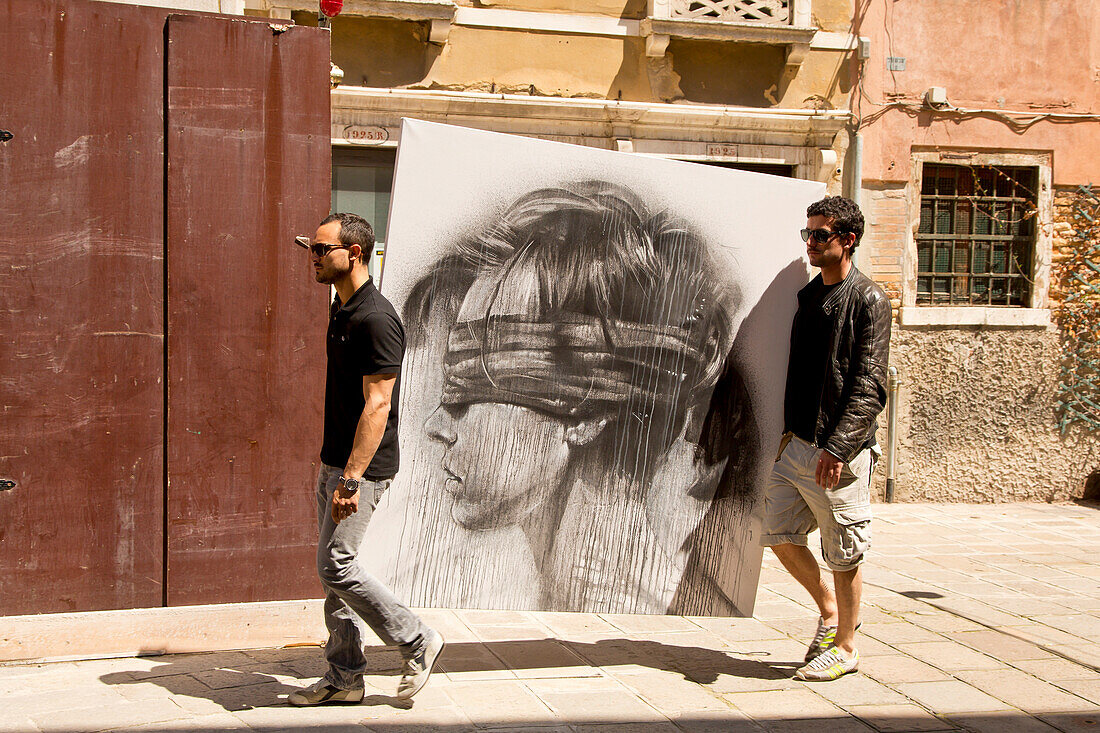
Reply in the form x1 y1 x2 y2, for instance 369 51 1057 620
331 373 397 523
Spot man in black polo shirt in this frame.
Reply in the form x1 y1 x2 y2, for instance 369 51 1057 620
760 196 891 682
288 212 443 706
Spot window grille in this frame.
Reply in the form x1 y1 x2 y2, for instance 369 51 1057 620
916 163 1038 306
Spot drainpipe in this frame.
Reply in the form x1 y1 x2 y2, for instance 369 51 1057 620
846 129 864 268
884 366 900 502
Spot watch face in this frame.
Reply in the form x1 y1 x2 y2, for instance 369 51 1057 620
342 477 359 493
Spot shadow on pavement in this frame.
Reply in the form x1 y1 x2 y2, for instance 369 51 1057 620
100 660 298 712
99 637 790 713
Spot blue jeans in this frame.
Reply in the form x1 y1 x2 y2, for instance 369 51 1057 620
315 464 429 689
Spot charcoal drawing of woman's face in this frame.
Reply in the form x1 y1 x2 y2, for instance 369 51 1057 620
424 402 571 530
414 183 737 539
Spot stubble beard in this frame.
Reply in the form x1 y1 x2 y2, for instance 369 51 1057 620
314 262 348 285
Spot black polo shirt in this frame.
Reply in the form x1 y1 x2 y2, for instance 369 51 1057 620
320 278 403 479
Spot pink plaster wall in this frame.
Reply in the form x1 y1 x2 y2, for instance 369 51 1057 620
856 0 1100 185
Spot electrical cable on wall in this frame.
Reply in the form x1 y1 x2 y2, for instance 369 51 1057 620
852 0 1100 134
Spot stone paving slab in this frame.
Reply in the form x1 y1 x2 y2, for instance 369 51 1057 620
1 503 1099 732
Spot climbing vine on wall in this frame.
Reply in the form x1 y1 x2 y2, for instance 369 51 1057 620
1053 185 1100 432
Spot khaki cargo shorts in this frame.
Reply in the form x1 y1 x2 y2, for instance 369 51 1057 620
760 433 876 572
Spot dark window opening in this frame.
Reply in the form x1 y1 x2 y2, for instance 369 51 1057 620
694 160 795 177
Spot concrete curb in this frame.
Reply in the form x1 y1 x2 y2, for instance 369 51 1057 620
0 599 327 663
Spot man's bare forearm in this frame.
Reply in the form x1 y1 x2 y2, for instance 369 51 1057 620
344 399 390 478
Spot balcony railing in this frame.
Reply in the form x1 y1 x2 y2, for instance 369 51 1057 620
670 0 786 23
643 0 815 66
651 0 811 27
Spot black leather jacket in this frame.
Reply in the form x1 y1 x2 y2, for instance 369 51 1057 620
790 266 892 463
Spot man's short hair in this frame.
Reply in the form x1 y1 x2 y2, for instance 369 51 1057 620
321 212 376 252
806 196 865 248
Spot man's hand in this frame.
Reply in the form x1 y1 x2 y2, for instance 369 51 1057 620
332 484 360 524
816 450 844 490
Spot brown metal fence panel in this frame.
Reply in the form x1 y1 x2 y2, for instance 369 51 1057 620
165 14 331 605
0 0 166 614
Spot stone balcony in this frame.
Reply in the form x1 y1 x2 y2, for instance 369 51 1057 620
642 0 817 71
256 0 820 70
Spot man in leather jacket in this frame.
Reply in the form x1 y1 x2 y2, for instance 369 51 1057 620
760 196 891 681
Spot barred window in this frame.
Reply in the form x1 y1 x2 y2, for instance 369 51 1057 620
917 163 1038 306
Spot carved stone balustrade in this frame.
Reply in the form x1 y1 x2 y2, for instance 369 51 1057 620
642 0 816 73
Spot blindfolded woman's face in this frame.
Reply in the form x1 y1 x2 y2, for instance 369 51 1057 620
425 401 572 530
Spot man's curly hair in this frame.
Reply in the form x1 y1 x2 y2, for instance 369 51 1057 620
806 196 865 248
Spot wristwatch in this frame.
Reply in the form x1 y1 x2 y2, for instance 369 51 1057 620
338 476 361 494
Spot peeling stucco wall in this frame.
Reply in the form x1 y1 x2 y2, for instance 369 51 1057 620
858 0 1100 186
293 13 432 88
864 182 1100 504
668 41 851 109
810 0 851 32
882 326 1100 503
415 27 655 100
314 0 854 110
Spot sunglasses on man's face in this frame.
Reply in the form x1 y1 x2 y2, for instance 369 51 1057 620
295 235 350 258
800 228 843 244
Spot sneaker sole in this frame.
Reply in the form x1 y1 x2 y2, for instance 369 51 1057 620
795 656 859 682
288 688 365 706
795 665 858 682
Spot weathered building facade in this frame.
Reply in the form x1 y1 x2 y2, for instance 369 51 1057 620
103 0 1100 503
854 0 1100 502
237 0 857 273
237 0 1100 503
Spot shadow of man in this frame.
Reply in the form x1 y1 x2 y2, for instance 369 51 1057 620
435 637 794 686
98 646 414 711
671 258 811 617
98 633 800 712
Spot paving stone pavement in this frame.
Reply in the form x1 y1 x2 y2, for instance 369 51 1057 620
2 503 1098 733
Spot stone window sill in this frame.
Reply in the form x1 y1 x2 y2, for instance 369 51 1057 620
898 307 1051 328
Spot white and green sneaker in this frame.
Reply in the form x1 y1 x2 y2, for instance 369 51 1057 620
805 617 838 663
795 647 859 681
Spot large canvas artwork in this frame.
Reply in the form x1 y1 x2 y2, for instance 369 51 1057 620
360 120 824 616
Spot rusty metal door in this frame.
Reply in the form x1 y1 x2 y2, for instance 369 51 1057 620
0 0 330 615
164 14 330 605
0 0 167 614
